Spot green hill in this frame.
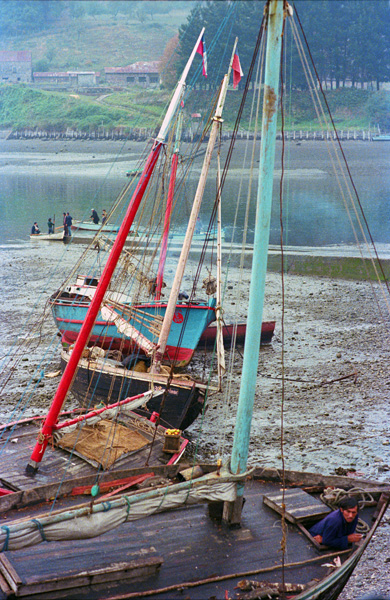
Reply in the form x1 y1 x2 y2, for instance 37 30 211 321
0 1 389 132
0 2 192 72
1 83 388 133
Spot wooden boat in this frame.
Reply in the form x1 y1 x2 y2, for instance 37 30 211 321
0 460 389 600
50 277 216 364
29 231 65 241
0 5 389 600
59 347 209 429
199 320 275 348
71 220 120 233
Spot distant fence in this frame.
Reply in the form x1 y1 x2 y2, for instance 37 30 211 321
7 127 380 142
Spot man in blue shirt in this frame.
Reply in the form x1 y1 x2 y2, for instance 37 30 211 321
309 496 362 550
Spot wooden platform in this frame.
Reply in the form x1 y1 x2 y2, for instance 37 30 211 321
0 553 163 599
263 487 332 523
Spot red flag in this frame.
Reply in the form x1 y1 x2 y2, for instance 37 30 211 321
232 52 243 89
196 35 208 78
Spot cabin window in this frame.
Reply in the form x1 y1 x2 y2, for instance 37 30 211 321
138 76 146 83
126 76 135 83
84 277 99 287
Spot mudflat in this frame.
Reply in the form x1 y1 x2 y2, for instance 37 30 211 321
0 138 389 597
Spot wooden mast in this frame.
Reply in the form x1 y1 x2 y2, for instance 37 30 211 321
27 29 206 474
216 150 226 389
226 0 285 523
151 39 238 374
155 112 183 301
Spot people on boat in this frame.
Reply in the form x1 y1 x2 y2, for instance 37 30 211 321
309 496 362 549
65 212 73 236
102 209 107 224
47 218 54 234
63 212 68 235
90 208 99 224
195 216 202 234
31 222 40 235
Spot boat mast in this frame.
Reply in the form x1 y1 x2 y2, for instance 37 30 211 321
26 29 206 474
152 39 238 373
155 112 183 300
216 151 226 389
228 0 285 516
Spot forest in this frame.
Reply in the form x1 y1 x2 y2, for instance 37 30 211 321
177 0 390 91
1 1 389 91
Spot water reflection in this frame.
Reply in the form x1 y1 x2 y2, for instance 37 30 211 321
0 142 389 247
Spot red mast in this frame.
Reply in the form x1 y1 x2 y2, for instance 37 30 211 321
27 29 206 473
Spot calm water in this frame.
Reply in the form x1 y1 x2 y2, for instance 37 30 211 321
0 140 389 248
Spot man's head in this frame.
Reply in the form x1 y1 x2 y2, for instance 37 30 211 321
339 496 359 522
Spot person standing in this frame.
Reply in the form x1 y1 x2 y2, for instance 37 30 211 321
65 212 73 237
90 209 99 224
102 209 107 224
47 218 54 234
63 212 68 236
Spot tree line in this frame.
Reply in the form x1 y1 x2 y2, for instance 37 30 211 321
176 1 390 92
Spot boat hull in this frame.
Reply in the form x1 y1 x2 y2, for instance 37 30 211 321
199 320 275 347
71 221 120 233
29 231 65 241
51 296 216 366
61 351 206 430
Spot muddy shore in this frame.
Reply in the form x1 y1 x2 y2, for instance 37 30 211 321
0 140 389 597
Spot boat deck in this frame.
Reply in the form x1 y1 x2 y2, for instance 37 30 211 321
0 471 376 600
1 421 385 600
0 417 184 494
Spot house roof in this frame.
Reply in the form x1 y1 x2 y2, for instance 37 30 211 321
0 51 31 62
105 61 160 75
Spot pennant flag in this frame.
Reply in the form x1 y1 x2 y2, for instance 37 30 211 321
232 52 243 89
196 35 208 78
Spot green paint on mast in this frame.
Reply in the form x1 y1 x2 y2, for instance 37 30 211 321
231 0 285 478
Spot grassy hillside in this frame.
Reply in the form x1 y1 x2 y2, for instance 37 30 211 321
0 1 388 132
1 84 388 132
0 5 191 72
0 85 171 130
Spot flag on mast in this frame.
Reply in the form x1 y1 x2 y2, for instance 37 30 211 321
196 35 208 78
232 52 243 89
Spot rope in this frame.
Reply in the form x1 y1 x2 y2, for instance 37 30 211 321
1 526 10 551
124 496 131 519
320 487 373 534
31 518 47 542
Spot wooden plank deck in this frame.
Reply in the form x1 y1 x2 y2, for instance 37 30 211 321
1 478 373 600
0 418 181 495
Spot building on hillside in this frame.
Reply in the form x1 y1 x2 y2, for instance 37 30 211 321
0 51 32 83
33 71 99 87
104 61 160 88
33 72 71 85
68 71 98 87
